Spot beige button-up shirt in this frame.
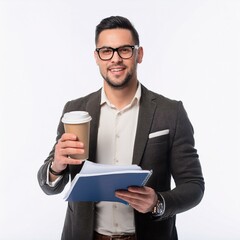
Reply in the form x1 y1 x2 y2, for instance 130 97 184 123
95 84 141 235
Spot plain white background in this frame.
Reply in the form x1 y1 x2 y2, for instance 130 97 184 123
0 0 239 239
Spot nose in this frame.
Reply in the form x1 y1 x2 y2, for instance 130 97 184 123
111 50 123 63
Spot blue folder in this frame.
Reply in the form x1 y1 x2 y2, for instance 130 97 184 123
64 162 152 204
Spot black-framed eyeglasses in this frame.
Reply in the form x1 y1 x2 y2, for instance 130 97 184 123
95 45 139 61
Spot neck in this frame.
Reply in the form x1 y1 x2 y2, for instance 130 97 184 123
104 80 139 110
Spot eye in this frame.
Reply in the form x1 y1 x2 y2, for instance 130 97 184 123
119 47 131 54
100 48 112 55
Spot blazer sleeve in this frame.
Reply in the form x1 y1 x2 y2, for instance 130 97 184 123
159 102 205 219
37 158 70 195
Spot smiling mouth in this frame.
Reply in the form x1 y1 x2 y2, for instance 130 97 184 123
108 66 126 73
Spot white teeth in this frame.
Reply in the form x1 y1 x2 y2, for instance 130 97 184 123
110 68 123 72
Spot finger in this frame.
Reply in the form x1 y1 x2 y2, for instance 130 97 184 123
60 140 84 149
60 133 78 141
62 156 84 165
115 193 132 205
127 186 149 194
115 189 146 202
115 190 140 203
60 146 85 157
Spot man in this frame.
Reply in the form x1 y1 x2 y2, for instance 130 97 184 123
38 16 204 240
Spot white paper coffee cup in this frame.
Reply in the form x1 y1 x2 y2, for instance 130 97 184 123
62 111 92 160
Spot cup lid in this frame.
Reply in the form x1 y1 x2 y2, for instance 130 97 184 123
62 111 92 124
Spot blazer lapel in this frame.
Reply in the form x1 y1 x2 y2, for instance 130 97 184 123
132 85 156 166
85 89 101 163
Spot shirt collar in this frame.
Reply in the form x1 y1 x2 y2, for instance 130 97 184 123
100 83 141 107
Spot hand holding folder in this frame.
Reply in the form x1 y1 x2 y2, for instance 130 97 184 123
64 161 152 204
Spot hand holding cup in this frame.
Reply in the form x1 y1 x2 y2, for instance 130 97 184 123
52 133 85 172
52 111 92 173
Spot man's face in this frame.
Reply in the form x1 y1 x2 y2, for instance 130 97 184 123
94 29 143 89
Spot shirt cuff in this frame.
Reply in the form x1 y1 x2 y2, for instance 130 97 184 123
46 162 63 187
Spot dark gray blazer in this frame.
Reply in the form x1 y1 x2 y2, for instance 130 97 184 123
38 84 204 240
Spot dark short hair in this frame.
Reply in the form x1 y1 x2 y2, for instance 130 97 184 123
95 16 140 46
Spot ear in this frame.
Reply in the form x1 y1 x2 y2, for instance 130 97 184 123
137 46 143 64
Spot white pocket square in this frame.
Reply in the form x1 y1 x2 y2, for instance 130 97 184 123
149 129 169 139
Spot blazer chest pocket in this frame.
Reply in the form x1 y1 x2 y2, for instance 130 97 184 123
148 129 170 145
144 130 170 164
147 134 169 145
